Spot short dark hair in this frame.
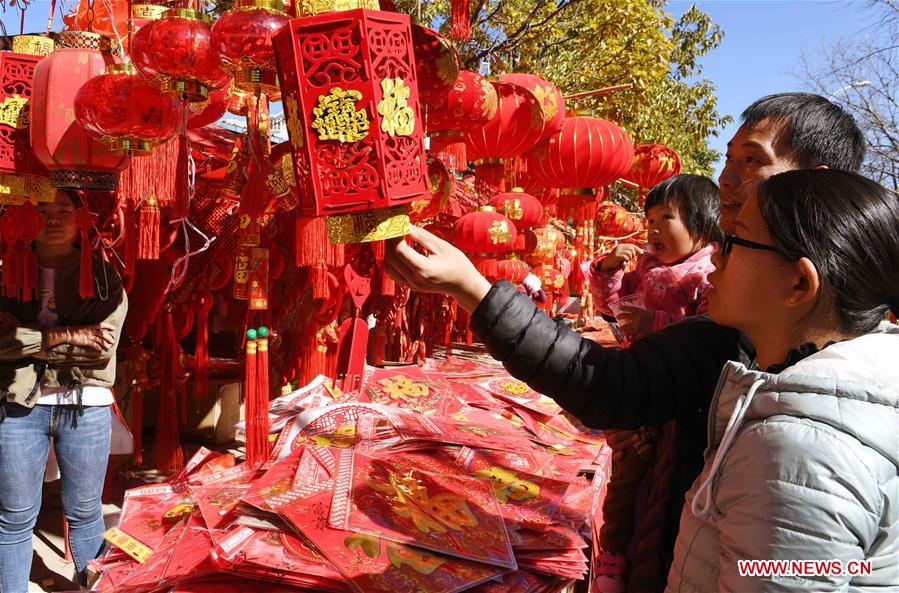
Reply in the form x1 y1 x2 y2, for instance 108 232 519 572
643 174 722 245
741 93 866 172
55 188 83 208
757 169 899 332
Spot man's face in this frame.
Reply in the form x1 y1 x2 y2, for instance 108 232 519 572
717 117 799 232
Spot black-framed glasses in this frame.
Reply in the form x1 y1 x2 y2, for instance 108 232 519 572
718 233 793 258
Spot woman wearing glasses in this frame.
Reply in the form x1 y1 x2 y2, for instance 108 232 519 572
386 169 898 589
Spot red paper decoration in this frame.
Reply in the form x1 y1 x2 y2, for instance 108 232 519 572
498 73 564 139
465 82 544 161
526 117 634 189
621 143 682 190
0 47 54 204
30 32 129 190
274 8 428 243
74 63 181 156
131 8 230 102
489 187 544 230
211 0 289 96
412 25 460 107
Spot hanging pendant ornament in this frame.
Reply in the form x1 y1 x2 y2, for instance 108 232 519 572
274 5 428 243
74 205 99 299
211 0 289 98
0 201 43 301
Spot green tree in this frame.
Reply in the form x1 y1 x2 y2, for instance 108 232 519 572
395 0 730 180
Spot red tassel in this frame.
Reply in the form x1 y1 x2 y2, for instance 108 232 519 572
430 133 468 172
174 112 191 220
310 264 329 300
473 160 506 193
79 230 94 300
154 309 184 475
451 0 471 40
296 216 344 267
138 197 161 260
21 248 37 302
131 384 144 466
248 327 271 466
370 241 395 297
243 328 262 465
193 297 210 404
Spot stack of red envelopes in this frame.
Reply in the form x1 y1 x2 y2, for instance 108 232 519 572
91 362 610 593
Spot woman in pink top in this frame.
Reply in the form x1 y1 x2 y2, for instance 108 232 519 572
583 174 721 593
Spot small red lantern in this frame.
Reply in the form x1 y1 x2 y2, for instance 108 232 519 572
465 81 545 161
427 69 497 172
0 45 54 204
556 187 609 223
211 0 289 96
496 256 529 284
526 117 634 190
453 206 518 281
30 32 129 189
412 24 460 108
489 187 544 230
596 202 642 239
131 8 230 102
188 84 232 129
621 143 682 191
275 7 428 243
499 73 564 139
410 153 454 223
74 62 181 156
525 225 565 267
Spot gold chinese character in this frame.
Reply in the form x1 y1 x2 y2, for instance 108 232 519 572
311 87 369 143
284 94 305 151
378 375 429 401
377 78 415 137
488 220 511 245
0 96 30 129
473 466 540 503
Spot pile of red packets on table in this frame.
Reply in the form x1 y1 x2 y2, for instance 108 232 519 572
91 359 611 593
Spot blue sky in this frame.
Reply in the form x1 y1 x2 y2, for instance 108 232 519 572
668 0 880 177
5 1 878 177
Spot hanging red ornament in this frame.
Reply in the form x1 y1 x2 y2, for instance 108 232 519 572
557 187 609 223
496 256 529 284
409 153 454 223
427 70 497 172
596 202 643 239
30 32 129 190
498 73 565 139
74 205 99 299
154 306 185 475
131 8 231 103
412 25 460 107
489 187 544 230
0 47 55 204
525 225 566 267
211 0 289 96
621 143 682 197
465 81 545 162
0 201 43 301
74 62 182 156
450 0 471 41
187 84 233 129
453 206 518 281
526 116 634 190
275 7 428 243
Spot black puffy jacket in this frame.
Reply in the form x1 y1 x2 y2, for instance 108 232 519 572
470 281 753 585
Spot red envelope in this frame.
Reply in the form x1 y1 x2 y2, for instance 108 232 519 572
482 378 562 418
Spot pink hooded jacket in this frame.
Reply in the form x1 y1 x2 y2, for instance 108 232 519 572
583 245 716 333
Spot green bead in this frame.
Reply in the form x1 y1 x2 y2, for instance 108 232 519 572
246 328 258 341
257 326 270 338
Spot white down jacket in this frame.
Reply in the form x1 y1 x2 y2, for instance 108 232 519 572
665 324 899 592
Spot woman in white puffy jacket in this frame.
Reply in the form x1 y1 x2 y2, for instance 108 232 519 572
666 169 898 591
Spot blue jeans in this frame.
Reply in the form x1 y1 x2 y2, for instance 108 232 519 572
0 404 111 593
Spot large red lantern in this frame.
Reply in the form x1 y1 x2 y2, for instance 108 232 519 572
499 73 564 139
526 117 634 189
188 84 233 129
74 63 181 156
621 143 682 191
0 44 54 204
131 8 230 102
211 0 289 96
489 187 544 230
427 69 497 172
412 25 460 107
30 32 129 189
465 81 545 161
453 206 518 281
274 7 428 243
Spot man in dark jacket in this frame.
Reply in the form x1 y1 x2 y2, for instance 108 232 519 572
385 93 866 591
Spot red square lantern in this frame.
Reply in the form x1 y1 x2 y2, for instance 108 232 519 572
0 48 54 204
274 8 427 243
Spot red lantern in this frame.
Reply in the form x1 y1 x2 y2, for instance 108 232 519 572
211 0 289 96
557 187 609 223
525 225 565 266
596 202 642 239
0 46 54 204
453 206 518 281
489 187 544 230
30 32 129 189
534 264 565 293
499 73 564 139
621 143 682 190
131 8 230 102
496 256 529 284
526 117 634 189
274 8 428 243
188 84 232 129
427 70 497 173
410 153 454 223
74 62 181 156
412 25 460 107
465 81 545 161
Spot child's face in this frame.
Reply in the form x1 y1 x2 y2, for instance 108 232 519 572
706 193 794 333
645 203 703 264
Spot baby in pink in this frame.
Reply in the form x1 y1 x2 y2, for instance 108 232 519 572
584 174 721 340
